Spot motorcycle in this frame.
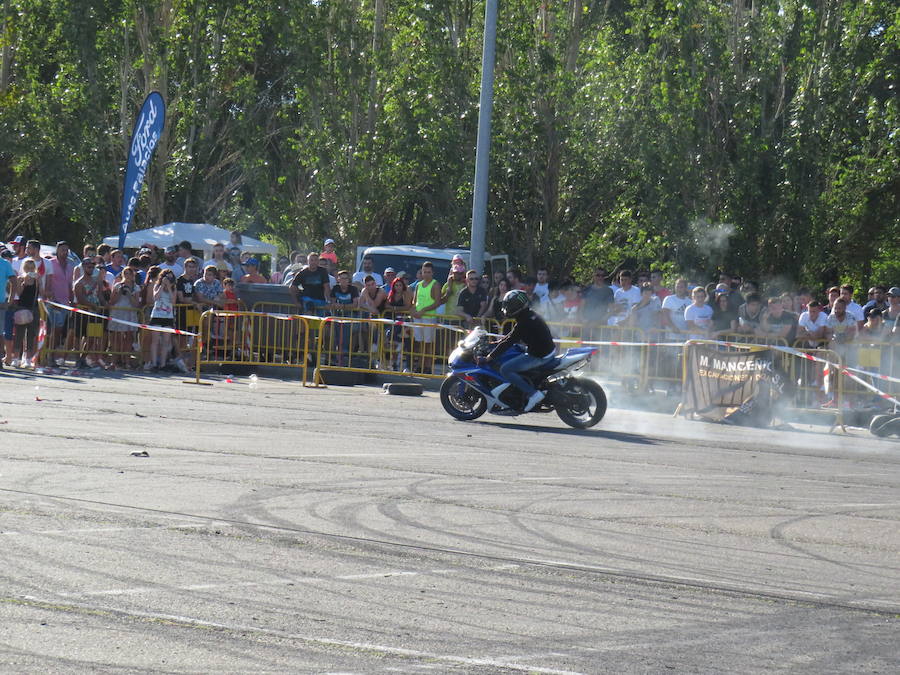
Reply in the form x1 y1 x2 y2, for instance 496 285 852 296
439 327 607 429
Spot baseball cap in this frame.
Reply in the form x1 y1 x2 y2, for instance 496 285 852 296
8 235 24 246
384 267 395 274
324 238 335 246
0 249 12 260
165 244 178 253
245 257 259 267
888 287 900 297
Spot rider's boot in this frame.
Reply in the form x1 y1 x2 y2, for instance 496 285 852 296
523 390 546 412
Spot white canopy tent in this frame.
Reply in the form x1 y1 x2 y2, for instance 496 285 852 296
103 222 277 258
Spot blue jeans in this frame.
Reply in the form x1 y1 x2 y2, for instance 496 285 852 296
499 351 556 396
2 308 12 340
301 296 328 315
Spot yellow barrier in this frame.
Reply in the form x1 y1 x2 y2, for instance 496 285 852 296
195 309 315 386
797 338 900 405
38 301 148 369
313 314 465 382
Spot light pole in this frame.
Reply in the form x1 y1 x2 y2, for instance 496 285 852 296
469 0 498 274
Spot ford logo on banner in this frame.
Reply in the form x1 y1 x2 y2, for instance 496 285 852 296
118 91 166 250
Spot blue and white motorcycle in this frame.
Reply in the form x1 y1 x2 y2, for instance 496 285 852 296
440 327 607 429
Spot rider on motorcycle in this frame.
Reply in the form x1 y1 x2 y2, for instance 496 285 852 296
481 289 557 412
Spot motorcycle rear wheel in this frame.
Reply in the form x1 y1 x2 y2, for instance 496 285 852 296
440 375 488 421
555 377 607 429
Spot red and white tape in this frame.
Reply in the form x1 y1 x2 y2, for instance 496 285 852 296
44 301 198 337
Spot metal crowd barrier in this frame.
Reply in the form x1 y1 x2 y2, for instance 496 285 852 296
38 301 148 368
313 314 465 382
195 309 315 386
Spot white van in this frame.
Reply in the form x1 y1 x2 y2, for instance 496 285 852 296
354 245 509 283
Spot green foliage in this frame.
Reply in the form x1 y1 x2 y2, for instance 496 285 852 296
0 0 895 294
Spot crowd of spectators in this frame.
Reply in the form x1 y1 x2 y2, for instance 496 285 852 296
0 231 896 378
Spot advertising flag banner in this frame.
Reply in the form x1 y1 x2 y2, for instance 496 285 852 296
682 344 780 425
118 91 165 250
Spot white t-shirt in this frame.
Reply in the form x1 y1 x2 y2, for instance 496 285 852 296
844 301 864 322
662 293 692 334
798 310 827 336
352 270 383 286
613 285 641 311
158 260 185 278
826 313 856 342
684 303 713 339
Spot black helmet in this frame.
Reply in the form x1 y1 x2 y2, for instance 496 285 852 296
500 289 530 318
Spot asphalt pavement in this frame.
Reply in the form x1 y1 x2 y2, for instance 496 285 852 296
0 368 897 673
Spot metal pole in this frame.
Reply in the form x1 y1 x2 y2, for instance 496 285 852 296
469 0 498 274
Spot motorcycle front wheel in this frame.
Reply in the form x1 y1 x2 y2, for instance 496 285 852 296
440 375 488 421
555 377 607 429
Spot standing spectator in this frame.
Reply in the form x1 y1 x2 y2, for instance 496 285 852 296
485 278 511 326
839 284 865 325
320 238 338 266
358 275 387 314
861 309 888 341
44 241 75 363
193 265 225 310
760 296 797 343
203 243 234 278
8 236 27 272
560 282 583 328
506 267 523 290
107 266 142 369
353 255 382 287
684 287 713 340
240 258 268 283
734 293 764 334
797 300 828 347
650 270 670 300
862 286 888 320
884 287 900 336
23 240 47 281
533 268 550 303
626 283 661 333
610 270 640 324
795 288 812 313
106 249 126 277
97 243 113 266
456 270 488 328
290 252 331 313
441 261 467 318
411 261 441 373
158 245 184 277
269 256 290 284
581 269 614 326
826 298 859 366
11 259 41 367
383 275 413 370
823 286 840 314
147 269 177 372
538 281 566 323
711 288 737 336
330 270 360 309
661 278 691 339
72 259 106 369
226 245 243 272
0 248 16 368
172 258 201 372
380 267 397 294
